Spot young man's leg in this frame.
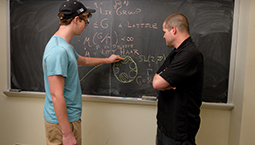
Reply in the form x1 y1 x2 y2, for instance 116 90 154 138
44 119 82 145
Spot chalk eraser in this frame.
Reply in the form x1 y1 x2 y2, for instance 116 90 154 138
10 89 22 92
142 96 157 101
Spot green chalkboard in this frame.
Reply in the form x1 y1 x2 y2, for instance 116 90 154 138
10 0 234 103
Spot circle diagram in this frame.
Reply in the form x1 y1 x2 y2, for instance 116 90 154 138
113 56 138 83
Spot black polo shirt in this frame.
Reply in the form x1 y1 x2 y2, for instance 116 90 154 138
156 37 204 141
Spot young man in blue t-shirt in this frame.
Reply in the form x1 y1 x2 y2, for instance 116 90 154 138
42 1 122 144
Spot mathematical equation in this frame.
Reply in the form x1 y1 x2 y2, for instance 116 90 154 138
78 0 165 86
94 0 141 16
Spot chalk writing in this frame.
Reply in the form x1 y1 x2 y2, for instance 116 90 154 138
80 0 161 85
92 31 118 45
94 18 109 29
113 56 138 83
136 75 153 85
121 36 134 42
127 22 158 29
139 54 166 64
94 2 112 15
136 68 154 85
113 0 142 16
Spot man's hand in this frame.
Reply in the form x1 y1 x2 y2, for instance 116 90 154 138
161 86 176 91
63 132 77 145
107 54 123 63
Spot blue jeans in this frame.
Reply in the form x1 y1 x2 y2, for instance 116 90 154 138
156 128 196 145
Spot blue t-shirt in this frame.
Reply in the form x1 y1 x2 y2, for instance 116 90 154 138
43 36 81 123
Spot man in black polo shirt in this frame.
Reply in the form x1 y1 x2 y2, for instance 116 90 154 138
152 13 204 145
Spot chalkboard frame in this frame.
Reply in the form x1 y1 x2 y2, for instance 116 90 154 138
5 0 239 104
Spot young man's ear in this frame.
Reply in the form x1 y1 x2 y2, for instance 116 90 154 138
73 16 79 24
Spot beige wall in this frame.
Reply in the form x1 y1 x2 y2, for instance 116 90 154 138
0 0 254 145
228 0 254 145
239 0 255 144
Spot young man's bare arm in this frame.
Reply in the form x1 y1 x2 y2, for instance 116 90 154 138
48 75 77 145
77 54 122 66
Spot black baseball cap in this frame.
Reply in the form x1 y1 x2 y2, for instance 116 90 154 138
58 0 96 20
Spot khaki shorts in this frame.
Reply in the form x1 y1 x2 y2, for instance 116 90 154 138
44 119 81 145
